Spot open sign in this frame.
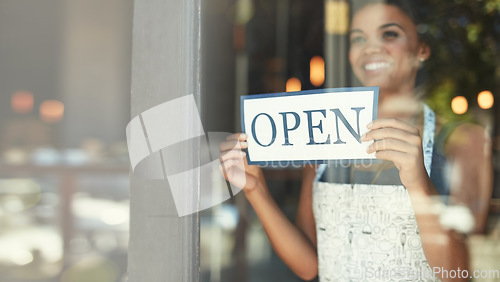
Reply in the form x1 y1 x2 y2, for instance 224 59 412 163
241 87 379 165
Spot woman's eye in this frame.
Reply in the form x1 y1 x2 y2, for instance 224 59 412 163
350 36 365 45
382 31 399 40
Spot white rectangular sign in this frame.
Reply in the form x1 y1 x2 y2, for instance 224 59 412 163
241 87 379 165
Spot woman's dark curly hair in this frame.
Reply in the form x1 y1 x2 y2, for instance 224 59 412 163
350 0 431 44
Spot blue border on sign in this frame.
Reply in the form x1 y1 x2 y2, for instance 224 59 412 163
240 86 379 166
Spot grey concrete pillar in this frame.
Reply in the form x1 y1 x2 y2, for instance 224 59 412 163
128 0 201 281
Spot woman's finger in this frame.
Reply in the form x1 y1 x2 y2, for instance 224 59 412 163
367 118 420 135
219 149 246 162
373 149 409 166
219 139 248 152
366 138 420 155
220 158 243 171
226 133 248 142
362 128 421 145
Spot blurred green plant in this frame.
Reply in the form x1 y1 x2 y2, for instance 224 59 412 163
422 0 499 121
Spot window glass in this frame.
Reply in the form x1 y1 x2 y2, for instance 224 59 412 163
201 0 499 281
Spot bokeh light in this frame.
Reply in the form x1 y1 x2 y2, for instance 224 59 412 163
0 228 63 265
310 56 325 87
100 208 128 225
286 77 301 92
40 100 65 123
477 90 494 109
11 250 34 266
325 0 349 34
0 179 42 212
451 96 468 115
11 91 34 113
227 0 255 25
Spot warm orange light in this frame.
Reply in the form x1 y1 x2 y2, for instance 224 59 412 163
286 77 301 92
451 96 468 115
11 91 34 113
477 90 494 109
40 100 64 122
310 56 325 87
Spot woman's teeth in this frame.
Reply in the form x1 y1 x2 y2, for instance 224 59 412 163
364 62 390 71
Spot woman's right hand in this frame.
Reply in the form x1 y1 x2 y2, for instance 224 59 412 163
220 133 319 280
219 133 264 193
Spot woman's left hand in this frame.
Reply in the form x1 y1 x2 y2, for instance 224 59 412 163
361 118 429 190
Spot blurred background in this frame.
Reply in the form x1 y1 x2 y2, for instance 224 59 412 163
0 0 498 281
0 0 132 281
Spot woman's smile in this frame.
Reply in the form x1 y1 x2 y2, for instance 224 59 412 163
363 61 391 72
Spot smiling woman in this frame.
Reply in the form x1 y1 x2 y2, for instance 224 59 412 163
219 0 493 281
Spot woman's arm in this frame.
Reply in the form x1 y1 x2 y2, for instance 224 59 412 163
220 134 318 280
362 118 491 281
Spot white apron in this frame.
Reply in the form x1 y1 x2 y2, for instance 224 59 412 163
313 105 440 281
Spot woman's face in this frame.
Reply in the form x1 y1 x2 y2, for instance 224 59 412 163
349 4 429 94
